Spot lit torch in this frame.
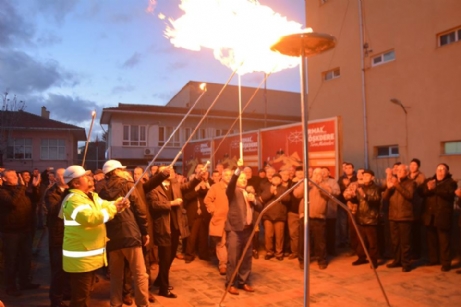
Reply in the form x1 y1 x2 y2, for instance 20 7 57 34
82 110 96 167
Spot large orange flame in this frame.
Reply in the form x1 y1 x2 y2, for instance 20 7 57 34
163 0 307 75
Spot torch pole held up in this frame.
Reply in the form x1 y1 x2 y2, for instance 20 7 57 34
169 64 243 168
122 83 208 202
82 111 96 167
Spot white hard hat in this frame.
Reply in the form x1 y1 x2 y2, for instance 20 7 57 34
63 165 90 184
103 159 126 174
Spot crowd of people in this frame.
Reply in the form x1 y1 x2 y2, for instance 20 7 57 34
0 157 460 307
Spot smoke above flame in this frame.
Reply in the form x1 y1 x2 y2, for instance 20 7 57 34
162 0 304 75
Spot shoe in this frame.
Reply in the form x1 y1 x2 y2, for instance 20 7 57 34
252 249 259 259
299 262 304 270
6 288 22 296
19 283 40 290
152 281 173 290
175 253 185 260
372 261 378 269
386 262 401 268
352 259 369 266
318 263 328 270
288 253 298 260
283 252 290 257
239 284 255 292
441 265 451 272
184 256 195 263
51 302 69 307
228 286 239 295
276 256 284 261
264 254 274 260
123 295 133 305
148 292 155 303
218 267 227 275
455 269 461 274
158 290 177 298
402 267 411 272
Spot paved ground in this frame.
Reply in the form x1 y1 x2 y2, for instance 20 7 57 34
1 229 461 307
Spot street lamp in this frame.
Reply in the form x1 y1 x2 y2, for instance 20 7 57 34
390 98 408 161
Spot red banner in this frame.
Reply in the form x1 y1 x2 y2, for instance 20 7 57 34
213 132 259 172
260 118 339 177
182 140 211 178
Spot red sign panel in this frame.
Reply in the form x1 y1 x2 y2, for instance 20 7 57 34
213 132 259 172
182 140 211 178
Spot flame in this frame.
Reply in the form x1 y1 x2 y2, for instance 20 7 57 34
199 83 207 91
163 0 304 75
91 110 96 117
146 0 157 14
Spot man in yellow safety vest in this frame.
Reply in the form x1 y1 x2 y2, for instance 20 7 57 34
60 165 129 307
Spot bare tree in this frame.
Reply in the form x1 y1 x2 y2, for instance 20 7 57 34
0 91 26 166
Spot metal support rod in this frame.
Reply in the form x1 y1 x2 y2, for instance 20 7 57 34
218 180 303 306
82 111 96 167
299 46 310 307
169 64 242 167
238 74 243 160
308 179 391 307
212 72 272 159
122 83 208 201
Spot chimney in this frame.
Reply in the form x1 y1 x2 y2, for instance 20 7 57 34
41 106 50 119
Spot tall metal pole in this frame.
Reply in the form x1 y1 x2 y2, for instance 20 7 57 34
300 46 310 307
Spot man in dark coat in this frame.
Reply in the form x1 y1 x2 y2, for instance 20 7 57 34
98 160 169 306
45 168 71 307
225 159 262 296
383 164 416 272
146 166 202 298
183 164 212 263
0 169 40 296
350 169 381 268
420 163 457 272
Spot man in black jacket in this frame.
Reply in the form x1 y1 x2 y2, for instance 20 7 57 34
0 169 40 296
98 160 169 307
383 164 416 272
45 168 70 307
225 159 262 295
146 166 203 299
350 169 381 268
420 163 457 272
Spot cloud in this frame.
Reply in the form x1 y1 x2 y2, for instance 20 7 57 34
168 61 188 71
110 13 133 24
0 0 35 47
152 91 174 101
40 93 99 123
122 52 143 69
34 0 80 24
36 31 62 46
0 49 79 94
111 85 135 95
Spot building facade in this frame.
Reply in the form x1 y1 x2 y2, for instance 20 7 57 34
0 107 86 171
305 0 461 178
100 82 302 169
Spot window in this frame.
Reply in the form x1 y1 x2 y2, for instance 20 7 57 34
443 141 461 155
159 126 180 147
371 50 395 67
323 68 340 81
192 128 207 140
215 129 234 137
184 127 191 142
122 125 146 146
7 138 32 160
40 139 66 160
376 145 399 158
438 26 461 47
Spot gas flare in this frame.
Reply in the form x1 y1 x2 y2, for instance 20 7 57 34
162 0 306 75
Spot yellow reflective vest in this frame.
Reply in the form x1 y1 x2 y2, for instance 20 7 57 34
61 189 118 273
